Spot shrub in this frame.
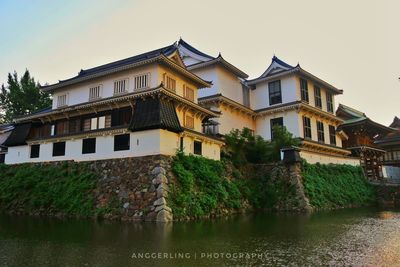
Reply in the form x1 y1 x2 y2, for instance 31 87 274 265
0 162 97 216
302 162 376 208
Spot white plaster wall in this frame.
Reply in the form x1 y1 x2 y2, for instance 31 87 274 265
192 66 219 98
300 150 360 166
180 135 220 161
252 75 297 110
52 65 159 109
192 65 244 105
215 66 244 104
382 166 400 179
215 104 255 135
5 129 221 164
255 110 301 141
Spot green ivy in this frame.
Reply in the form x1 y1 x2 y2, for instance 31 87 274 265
302 162 376 208
0 162 97 216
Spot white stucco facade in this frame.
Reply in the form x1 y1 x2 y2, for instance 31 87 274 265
5 129 221 164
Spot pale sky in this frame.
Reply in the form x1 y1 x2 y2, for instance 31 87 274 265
1 0 399 125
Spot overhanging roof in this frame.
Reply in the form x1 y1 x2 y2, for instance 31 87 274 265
41 44 212 92
247 56 343 95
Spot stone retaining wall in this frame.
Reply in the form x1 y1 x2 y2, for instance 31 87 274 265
88 155 174 222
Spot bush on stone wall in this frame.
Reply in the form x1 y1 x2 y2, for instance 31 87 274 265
0 162 97 216
302 162 376 208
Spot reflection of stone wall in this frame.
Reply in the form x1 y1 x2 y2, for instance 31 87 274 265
89 155 174 222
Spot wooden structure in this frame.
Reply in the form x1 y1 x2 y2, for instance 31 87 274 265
336 104 394 181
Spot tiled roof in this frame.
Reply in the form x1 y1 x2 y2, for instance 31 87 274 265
178 38 214 60
3 123 32 147
129 97 183 133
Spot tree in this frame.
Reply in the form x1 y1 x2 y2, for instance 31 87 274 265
0 70 51 123
224 126 300 165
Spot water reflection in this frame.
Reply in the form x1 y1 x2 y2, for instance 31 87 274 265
0 208 399 266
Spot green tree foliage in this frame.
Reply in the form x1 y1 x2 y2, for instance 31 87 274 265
0 70 51 123
224 126 300 165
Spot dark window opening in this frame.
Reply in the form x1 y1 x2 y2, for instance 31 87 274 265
303 116 312 139
111 108 132 127
314 86 322 108
114 134 130 151
317 121 325 143
53 142 66 157
329 125 336 145
180 137 184 151
30 144 40 158
0 154 4 164
300 78 309 102
268 80 282 105
82 138 96 154
270 117 284 140
327 93 334 113
194 141 202 155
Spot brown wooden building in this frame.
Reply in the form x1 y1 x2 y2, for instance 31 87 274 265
336 104 394 180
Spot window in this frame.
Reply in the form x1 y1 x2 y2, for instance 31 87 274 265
268 80 282 105
90 116 106 131
134 73 149 90
270 117 284 140
242 86 250 107
303 116 312 139
89 85 101 100
53 142 66 157
114 134 130 151
164 74 176 92
314 86 322 108
327 93 334 113
111 108 132 127
57 94 67 108
184 115 194 129
69 119 81 134
180 137 184 151
56 121 69 135
317 121 325 143
184 85 195 101
300 79 309 102
329 125 336 145
51 125 56 136
114 79 128 94
194 141 202 155
82 138 96 154
30 144 40 158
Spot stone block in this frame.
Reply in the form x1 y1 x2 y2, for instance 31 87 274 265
153 197 166 206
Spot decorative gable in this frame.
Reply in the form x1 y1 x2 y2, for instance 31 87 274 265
260 56 294 78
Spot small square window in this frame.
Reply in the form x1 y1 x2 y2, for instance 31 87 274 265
30 144 40 158
82 138 96 154
114 134 130 151
53 142 66 157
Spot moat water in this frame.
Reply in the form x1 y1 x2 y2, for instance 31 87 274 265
0 208 399 266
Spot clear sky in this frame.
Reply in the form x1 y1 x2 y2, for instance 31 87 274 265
0 0 399 125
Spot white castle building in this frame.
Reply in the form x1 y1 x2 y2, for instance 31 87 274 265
2 39 358 165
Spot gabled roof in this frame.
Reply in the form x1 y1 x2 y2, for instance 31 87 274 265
247 56 343 94
336 104 366 120
259 56 295 78
177 38 249 79
41 43 211 92
187 54 249 79
177 38 214 61
336 104 394 134
390 116 400 129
